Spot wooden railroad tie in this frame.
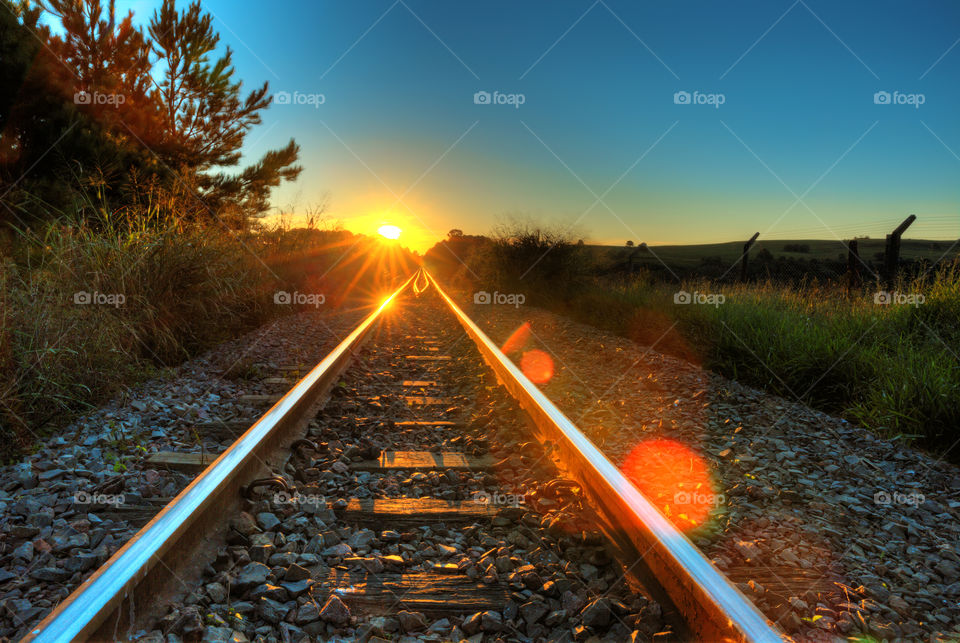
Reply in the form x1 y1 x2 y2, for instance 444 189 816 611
353 451 494 472
310 569 511 617
340 498 501 526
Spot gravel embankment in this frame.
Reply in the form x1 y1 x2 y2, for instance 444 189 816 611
0 306 366 641
467 298 960 643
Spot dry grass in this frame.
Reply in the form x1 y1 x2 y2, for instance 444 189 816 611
0 209 407 458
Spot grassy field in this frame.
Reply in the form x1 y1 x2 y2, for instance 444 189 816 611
428 228 960 459
533 268 960 458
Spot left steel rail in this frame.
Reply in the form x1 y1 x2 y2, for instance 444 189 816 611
23 273 416 643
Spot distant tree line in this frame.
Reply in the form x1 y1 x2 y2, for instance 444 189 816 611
0 0 300 229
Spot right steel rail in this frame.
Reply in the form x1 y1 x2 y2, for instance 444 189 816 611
426 269 785 643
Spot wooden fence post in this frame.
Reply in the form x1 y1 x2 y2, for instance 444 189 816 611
884 214 917 286
740 232 760 282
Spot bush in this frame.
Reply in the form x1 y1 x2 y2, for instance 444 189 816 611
477 219 591 294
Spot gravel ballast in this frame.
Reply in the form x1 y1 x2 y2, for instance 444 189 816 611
467 297 960 642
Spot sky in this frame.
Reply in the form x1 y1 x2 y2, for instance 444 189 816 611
99 1 959 252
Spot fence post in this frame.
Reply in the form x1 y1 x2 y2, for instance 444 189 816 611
884 214 917 286
740 232 760 282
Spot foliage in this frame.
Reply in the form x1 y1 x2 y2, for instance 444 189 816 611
0 0 299 227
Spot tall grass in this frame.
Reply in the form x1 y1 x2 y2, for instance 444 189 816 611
534 267 960 455
0 208 409 457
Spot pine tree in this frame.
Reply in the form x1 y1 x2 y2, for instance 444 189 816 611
2 0 300 227
148 0 301 223
43 0 160 147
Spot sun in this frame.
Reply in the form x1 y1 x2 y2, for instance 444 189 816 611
378 224 402 240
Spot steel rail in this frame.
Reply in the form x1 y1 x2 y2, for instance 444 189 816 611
24 274 417 643
425 269 785 643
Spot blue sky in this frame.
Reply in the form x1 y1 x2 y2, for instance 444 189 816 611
99 1 959 250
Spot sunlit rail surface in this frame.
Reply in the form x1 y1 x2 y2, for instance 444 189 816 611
26 269 783 643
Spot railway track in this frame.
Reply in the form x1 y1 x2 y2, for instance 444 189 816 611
24 270 784 643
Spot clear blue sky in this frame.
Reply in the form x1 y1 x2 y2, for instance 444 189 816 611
109 1 959 250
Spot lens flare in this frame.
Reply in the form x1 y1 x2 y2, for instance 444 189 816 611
520 349 554 384
621 438 719 531
378 224 401 240
500 322 532 355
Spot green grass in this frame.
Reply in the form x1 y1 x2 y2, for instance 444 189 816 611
428 224 960 457
536 267 960 457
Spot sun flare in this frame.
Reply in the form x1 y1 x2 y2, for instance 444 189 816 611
378 224 402 240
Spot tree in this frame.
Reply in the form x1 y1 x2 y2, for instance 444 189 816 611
449 228 463 238
148 0 300 220
1 0 151 224
43 0 160 143
625 240 634 247
3 0 301 227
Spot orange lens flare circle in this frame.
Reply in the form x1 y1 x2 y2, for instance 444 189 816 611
621 438 718 531
520 349 554 384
